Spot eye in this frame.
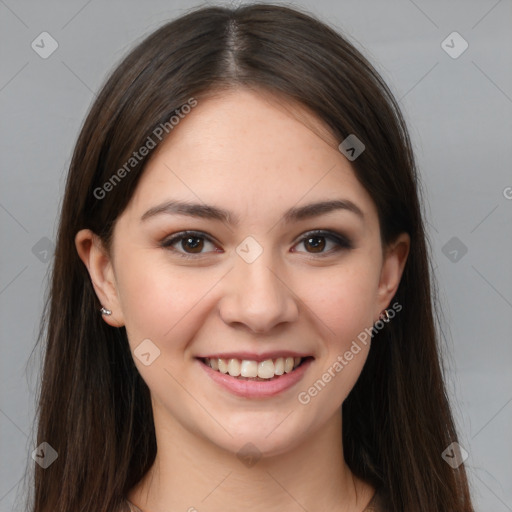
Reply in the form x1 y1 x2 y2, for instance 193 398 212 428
161 231 220 257
292 230 353 255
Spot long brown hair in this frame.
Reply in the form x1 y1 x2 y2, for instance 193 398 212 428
31 4 474 511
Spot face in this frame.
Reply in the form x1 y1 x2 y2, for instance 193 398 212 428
77 88 408 458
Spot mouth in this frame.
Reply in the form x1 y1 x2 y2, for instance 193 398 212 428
198 356 314 381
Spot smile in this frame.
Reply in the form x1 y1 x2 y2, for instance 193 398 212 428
202 356 308 380
197 355 314 398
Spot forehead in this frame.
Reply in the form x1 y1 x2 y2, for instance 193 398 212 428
123 88 378 225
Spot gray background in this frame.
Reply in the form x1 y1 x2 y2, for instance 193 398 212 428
1 0 511 510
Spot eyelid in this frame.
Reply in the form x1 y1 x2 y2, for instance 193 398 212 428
160 229 353 258
292 229 353 253
160 230 221 258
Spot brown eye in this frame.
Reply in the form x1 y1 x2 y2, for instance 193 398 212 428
181 236 204 253
304 236 326 253
161 231 219 257
292 230 353 256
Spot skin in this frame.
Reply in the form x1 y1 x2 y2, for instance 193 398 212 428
76 88 409 512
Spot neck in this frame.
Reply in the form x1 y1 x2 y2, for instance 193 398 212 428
128 409 374 512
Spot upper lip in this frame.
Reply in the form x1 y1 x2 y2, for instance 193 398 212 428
196 351 314 363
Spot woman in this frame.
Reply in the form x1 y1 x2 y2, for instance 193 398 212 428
32 4 474 511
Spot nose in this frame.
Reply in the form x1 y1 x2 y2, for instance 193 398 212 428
218 249 299 333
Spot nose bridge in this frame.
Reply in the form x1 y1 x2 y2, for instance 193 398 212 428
219 243 298 332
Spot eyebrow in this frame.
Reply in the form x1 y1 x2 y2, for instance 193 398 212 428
140 198 364 224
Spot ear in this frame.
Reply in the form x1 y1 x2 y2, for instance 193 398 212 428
375 232 410 321
75 229 125 327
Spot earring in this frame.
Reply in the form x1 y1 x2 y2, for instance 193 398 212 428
379 309 391 323
100 306 112 316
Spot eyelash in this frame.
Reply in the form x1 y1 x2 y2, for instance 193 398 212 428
160 229 353 259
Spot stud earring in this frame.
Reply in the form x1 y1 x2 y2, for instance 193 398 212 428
379 309 391 323
100 306 112 316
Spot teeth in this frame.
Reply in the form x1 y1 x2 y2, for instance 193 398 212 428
258 359 275 379
241 360 258 378
227 358 241 377
284 357 294 373
218 358 228 374
274 357 285 375
204 356 305 379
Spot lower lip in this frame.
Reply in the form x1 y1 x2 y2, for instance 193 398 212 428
197 358 313 399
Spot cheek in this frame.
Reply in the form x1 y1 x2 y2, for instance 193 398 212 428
114 248 226 358
113 251 207 400
297 266 377 408
303 258 380 342
114 249 191 346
